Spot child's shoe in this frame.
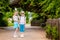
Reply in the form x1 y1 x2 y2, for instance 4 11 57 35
20 34 24 38
13 34 18 38
13 33 18 38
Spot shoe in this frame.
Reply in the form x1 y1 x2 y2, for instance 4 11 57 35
13 34 18 38
20 34 24 38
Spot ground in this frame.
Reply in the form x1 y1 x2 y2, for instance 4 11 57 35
0 24 51 40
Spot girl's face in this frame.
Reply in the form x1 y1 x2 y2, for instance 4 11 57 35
14 11 18 15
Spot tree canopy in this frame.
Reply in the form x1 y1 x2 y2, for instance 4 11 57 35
18 0 60 18
0 0 60 16
0 0 60 26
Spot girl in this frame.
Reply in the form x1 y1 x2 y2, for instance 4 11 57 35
13 11 19 37
19 11 26 37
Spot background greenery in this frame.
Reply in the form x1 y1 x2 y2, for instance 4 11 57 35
0 0 60 26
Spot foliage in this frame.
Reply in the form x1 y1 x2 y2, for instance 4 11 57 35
45 24 58 40
0 0 13 26
51 26 58 40
8 22 13 26
45 24 51 35
18 0 60 19
32 12 39 20
25 11 29 23
0 0 10 13
0 0 60 26
5 11 13 18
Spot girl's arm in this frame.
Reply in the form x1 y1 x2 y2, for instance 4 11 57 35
13 16 14 21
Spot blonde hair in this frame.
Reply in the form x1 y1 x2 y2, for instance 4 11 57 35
13 11 18 15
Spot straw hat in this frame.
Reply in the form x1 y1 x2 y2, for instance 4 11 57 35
20 11 25 14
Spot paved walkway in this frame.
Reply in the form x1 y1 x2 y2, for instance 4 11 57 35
0 24 51 40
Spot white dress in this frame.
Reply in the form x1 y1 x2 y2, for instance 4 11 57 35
13 15 19 22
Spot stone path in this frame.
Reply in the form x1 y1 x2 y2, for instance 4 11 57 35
0 24 51 40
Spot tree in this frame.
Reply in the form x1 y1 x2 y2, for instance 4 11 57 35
0 0 11 26
18 0 60 19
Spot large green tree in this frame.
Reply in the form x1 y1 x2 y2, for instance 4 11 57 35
0 0 60 26
0 0 12 26
18 0 60 19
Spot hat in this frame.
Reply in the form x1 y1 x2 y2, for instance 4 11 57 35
21 11 24 14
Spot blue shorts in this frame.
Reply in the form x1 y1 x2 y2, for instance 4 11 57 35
14 22 18 29
19 24 25 32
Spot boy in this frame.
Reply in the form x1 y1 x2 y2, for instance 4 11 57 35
19 11 26 37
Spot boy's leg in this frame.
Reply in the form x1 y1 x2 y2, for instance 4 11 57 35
20 24 25 37
20 32 24 37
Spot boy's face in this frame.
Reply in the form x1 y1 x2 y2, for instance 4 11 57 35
21 13 24 16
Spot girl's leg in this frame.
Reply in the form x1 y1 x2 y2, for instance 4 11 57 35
13 28 19 37
14 28 19 34
13 22 19 37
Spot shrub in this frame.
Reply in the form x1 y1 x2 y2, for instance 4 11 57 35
2 16 8 26
0 13 8 27
45 24 52 38
25 11 29 23
45 24 58 40
51 26 58 40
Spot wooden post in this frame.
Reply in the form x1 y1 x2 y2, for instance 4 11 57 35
58 19 60 40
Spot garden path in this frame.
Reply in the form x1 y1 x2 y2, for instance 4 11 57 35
0 24 51 40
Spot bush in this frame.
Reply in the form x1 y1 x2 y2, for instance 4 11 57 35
25 11 29 23
51 26 58 40
0 13 8 27
2 16 8 26
0 13 3 26
45 24 52 39
45 24 58 40
1 20 8 26
8 23 13 26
